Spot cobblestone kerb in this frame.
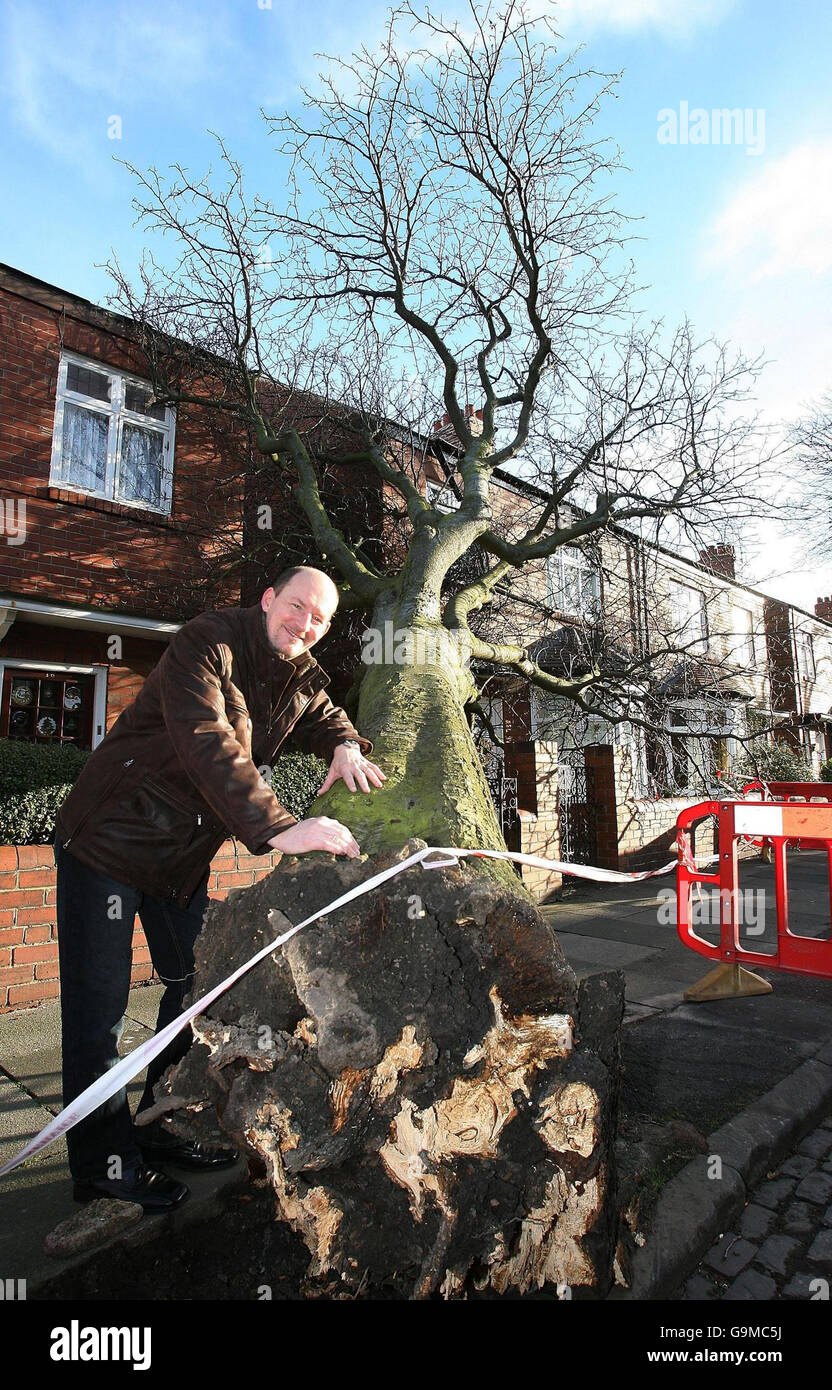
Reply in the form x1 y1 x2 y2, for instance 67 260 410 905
611 1039 832 1301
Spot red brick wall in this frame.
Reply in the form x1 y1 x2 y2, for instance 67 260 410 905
0 273 245 619
584 744 619 870
0 621 159 734
0 840 286 1012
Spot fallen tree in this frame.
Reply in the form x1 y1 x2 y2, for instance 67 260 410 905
113 0 775 1296
142 843 622 1297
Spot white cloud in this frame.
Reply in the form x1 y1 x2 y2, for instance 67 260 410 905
704 139 832 282
692 140 832 609
552 0 735 39
0 1 239 168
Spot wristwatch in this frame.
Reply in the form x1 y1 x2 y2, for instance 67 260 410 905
340 740 362 751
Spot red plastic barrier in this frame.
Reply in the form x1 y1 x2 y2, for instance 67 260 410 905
738 781 832 850
676 797 832 981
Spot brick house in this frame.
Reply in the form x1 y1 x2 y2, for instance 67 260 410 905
0 263 452 1007
0 264 291 1010
0 262 387 737
0 262 253 749
440 454 832 872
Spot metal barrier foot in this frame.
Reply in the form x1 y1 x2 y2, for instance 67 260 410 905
684 962 773 1002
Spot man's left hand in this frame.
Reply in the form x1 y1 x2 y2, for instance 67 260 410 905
318 744 388 796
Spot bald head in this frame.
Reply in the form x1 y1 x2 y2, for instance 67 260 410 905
260 568 339 659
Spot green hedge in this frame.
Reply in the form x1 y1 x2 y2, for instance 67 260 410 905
268 752 330 820
0 739 91 846
735 739 814 785
0 738 329 846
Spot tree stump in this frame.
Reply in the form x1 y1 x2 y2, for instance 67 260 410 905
151 841 623 1299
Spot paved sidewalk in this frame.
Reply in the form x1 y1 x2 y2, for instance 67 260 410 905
1 849 831 1296
0 982 246 1294
675 1113 832 1300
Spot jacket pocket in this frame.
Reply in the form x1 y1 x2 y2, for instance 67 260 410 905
225 699 253 755
96 775 210 898
94 774 200 856
136 777 206 835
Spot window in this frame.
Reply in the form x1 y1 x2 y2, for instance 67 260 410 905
618 722 649 798
734 606 756 667
668 581 708 653
1 668 95 748
647 701 738 795
51 354 175 513
531 689 608 747
426 479 460 513
797 631 816 683
548 546 601 620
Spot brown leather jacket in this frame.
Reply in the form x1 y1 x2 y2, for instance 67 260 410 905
55 602 371 907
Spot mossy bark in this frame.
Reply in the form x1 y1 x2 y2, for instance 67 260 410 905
314 617 523 894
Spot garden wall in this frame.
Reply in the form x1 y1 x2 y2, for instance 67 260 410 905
0 839 284 1012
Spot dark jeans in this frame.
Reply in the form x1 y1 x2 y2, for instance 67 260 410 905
54 838 209 1183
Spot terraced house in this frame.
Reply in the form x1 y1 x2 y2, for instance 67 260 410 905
447 457 832 871
1 261 830 920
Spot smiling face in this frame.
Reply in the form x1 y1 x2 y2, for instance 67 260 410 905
260 570 339 659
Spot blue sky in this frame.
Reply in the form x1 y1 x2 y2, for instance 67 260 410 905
2 0 831 608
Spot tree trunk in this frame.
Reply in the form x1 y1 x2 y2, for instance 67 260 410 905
319 624 517 888
148 621 623 1299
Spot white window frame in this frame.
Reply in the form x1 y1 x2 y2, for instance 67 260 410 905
547 545 602 621
734 606 756 667
476 695 504 744
797 630 816 682
426 478 460 513
618 721 650 799
0 659 108 749
652 699 739 794
50 352 176 515
668 581 708 654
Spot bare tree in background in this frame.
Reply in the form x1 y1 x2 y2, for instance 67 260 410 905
791 390 832 559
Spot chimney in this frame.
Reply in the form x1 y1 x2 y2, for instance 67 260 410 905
815 596 832 623
699 543 735 581
431 403 484 445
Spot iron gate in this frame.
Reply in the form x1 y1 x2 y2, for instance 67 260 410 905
557 758 597 865
483 756 521 851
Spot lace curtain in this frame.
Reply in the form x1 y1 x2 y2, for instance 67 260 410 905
61 404 108 492
119 423 163 507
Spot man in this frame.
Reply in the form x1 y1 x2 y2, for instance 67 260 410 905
54 567 385 1211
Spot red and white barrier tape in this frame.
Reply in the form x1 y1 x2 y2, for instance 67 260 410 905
0 840 693 1182
425 845 680 882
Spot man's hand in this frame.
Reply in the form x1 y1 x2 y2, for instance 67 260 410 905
268 817 361 858
318 743 387 796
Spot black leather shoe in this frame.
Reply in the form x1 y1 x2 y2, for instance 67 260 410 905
73 1163 189 1211
135 1135 240 1170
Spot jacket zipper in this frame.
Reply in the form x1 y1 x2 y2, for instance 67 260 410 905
63 759 133 849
